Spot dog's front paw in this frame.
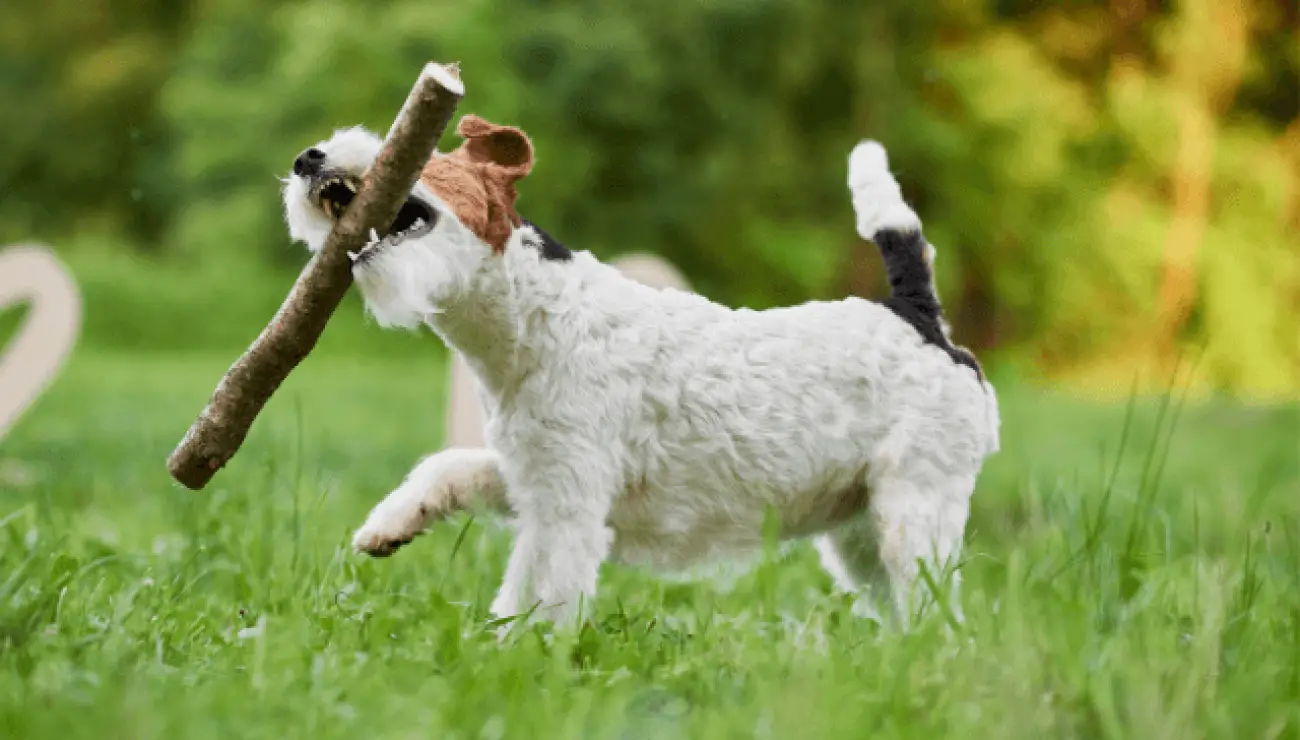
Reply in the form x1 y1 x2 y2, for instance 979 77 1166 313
350 492 431 557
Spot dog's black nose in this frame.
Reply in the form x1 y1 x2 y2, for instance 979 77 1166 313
293 148 326 177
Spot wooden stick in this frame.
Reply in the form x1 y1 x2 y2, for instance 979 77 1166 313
167 62 464 490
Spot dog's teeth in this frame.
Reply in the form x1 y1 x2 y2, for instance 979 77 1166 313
347 251 360 262
369 228 381 243
345 181 357 193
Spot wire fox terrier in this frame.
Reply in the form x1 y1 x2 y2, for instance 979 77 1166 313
282 114 1000 629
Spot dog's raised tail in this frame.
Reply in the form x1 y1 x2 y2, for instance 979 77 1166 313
848 140 998 455
847 141 983 379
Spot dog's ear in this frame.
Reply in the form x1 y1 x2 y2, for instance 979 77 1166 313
443 114 537 251
454 114 534 182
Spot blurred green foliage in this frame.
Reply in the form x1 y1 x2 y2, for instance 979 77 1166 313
1 0 1297 396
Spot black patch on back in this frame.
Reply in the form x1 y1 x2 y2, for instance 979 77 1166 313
873 227 984 381
521 219 572 261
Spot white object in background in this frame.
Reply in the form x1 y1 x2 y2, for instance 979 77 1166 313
444 252 691 448
0 246 82 443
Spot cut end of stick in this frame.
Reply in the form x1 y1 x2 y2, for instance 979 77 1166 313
423 62 464 97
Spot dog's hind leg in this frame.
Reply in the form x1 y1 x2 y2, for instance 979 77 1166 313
815 517 893 624
352 447 509 557
865 467 974 629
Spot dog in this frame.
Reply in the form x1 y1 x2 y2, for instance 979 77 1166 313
282 115 1000 629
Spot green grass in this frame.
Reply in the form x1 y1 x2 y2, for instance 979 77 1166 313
1 349 1298 739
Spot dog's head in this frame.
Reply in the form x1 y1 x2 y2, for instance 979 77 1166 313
281 114 535 328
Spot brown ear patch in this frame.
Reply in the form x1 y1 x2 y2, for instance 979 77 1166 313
468 130 530 168
418 114 536 252
456 115 534 171
419 155 491 248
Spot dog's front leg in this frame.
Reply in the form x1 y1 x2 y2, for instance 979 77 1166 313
352 447 509 557
490 461 614 632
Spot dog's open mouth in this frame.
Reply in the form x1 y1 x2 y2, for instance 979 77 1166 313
312 173 438 265
316 175 358 219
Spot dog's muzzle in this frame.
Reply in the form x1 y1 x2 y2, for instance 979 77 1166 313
292 149 439 265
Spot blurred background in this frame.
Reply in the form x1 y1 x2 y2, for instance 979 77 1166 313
1 0 1297 398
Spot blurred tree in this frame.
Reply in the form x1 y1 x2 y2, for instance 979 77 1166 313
0 0 192 246
1156 0 1248 357
0 0 1295 396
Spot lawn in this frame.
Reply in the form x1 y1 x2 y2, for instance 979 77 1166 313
1 347 1297 739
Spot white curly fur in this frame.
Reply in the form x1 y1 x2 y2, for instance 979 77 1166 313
282 128 1000 630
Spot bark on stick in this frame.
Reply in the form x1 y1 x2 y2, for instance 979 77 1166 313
167 62 464 490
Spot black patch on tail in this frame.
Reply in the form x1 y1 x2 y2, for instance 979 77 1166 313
521 219 572 261
873 227 984 380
